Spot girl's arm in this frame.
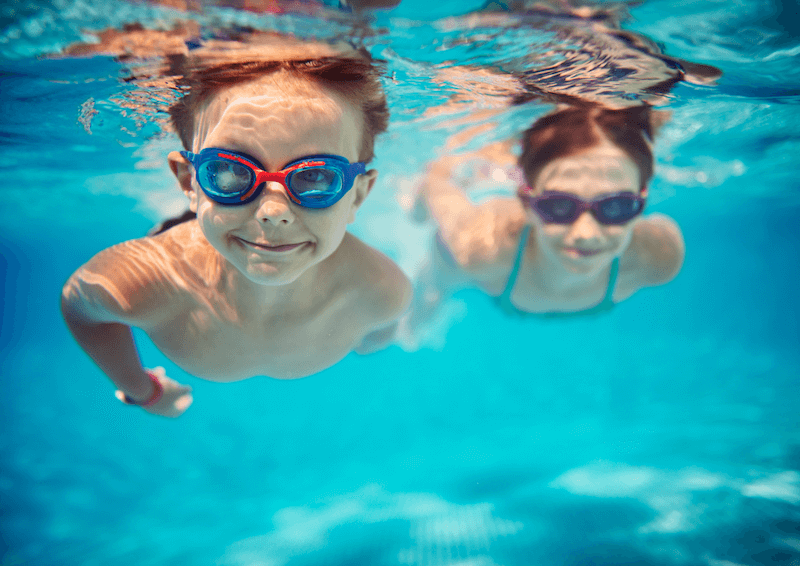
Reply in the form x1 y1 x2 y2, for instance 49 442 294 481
420 151 524 272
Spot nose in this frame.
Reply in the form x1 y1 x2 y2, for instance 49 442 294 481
566 210 603 245
254 182 295 225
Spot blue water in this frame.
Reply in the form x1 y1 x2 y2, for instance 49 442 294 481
2 0 800 564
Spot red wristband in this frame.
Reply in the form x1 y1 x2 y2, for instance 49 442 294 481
120 371 164 407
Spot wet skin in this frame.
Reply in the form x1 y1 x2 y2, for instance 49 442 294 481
154 80 409 379
525 140 642 277
61 75 411 417
183 84 372 288
420 138 683 315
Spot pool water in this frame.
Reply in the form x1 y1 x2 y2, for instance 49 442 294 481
1 0 799 564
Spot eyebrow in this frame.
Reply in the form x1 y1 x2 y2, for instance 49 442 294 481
542 186 639 195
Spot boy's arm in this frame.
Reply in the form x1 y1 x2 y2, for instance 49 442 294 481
60 241 193 417
352 245 413 355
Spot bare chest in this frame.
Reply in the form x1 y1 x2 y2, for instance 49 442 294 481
479 258 639 313
145 299 363 381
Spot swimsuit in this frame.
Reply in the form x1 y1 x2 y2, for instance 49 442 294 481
496 225 620 318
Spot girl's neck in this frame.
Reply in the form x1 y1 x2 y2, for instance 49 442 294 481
526 241 611 296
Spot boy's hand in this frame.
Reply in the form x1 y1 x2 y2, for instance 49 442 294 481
115 367 193 418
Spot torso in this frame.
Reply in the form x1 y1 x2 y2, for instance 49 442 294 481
436 212 642 315
426 153 681 315
494 226 638 315
147 293 365 381
106 222 406 381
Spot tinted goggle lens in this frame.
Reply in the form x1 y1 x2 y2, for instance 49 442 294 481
532 193 643 225
535 197 578 222
596 195 642 224
287 167 343 203
199 160 254 198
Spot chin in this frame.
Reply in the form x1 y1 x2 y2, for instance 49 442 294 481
243 265 307 286
559 253 611 274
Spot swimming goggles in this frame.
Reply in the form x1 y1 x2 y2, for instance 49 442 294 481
522 190 646 225
180 148 366 208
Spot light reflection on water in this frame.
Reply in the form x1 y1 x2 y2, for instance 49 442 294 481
1 0 799 564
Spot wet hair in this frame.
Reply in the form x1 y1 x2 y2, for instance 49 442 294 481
518 105 656 191
149 209 197 236
167 55 390 163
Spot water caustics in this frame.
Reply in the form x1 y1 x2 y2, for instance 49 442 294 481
1 0 799 565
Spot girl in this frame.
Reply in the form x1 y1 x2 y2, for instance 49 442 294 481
414 105 683 323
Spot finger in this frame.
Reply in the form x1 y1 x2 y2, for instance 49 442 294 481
159 375 180 387
175 395 193 411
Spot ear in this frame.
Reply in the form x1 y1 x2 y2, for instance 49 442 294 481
168 151 199 213
347 168 378 223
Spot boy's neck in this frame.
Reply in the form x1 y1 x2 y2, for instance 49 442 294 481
167 221 345 320
221 240 343 321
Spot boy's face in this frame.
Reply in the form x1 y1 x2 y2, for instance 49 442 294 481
170 77 377 286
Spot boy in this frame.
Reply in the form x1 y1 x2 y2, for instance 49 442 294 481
61 46 411 417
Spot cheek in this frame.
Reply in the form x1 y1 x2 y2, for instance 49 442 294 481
306 198 353 237
310 214 348 248
539 224 570 245
196 200 247 235
595 225 635 256
604 225 633 246
199 198 237 221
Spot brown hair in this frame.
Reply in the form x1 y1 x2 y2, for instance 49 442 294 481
519 105 656 191
168 55 389 163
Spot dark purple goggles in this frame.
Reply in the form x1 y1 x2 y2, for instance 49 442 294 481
523 190 646 225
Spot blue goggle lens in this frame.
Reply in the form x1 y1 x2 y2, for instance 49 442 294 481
199 161 254 197
288 167 343 201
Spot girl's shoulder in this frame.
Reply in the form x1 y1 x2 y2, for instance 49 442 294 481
622 214 685 287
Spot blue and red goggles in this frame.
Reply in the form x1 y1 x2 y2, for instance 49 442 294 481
180 148 366 209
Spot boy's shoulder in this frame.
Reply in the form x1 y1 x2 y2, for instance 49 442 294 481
334 232 412 325
67 221 214 323
90 221 211 278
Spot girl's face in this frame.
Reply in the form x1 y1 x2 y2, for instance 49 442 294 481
525 140 643 274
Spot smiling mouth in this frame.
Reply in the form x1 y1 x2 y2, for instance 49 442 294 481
236 237 308 253
563 247 604 257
